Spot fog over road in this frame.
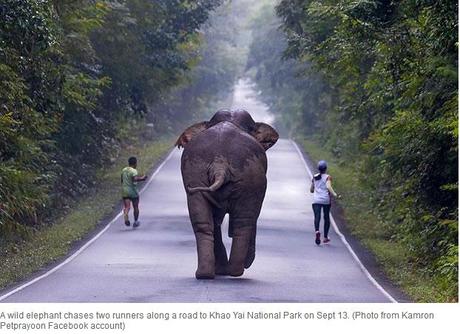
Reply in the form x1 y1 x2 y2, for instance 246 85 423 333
1 79 392 302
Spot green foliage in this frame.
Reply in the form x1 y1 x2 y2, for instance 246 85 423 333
92 0 223 117
249 0 458 301
247 4 330 137
0 0 224 239
1 0 58 233
153 0 247 130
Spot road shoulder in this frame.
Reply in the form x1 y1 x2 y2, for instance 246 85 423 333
293 139 411 303
0 139 173 299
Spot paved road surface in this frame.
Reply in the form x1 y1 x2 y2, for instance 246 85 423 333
0 79 392 302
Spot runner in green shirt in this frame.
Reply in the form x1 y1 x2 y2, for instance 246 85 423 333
121 157 147 228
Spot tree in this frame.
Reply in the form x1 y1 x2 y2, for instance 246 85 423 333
249 0 458 300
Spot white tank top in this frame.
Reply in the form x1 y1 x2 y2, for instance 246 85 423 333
313 173 331 205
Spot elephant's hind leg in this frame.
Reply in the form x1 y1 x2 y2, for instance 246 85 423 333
187 193 215 279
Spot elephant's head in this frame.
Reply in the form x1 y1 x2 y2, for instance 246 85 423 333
176 109 279 150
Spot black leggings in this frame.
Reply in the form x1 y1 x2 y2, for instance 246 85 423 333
312 203 331 238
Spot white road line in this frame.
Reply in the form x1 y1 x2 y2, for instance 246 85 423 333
291 140 398 303
0 149 176 302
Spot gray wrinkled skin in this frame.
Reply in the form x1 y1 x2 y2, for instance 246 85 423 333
177 110 279 279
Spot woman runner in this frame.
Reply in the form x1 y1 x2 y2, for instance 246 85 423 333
310 160 341 245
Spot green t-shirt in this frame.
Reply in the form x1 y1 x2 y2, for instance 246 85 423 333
121 166 139 198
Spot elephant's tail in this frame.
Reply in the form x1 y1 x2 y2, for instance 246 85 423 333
187 157 230 195
187 172 226 194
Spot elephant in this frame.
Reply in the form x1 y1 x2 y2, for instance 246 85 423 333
176 109 279 279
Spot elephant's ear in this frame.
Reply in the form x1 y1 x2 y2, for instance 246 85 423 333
175 121 209 148
252 122 279 150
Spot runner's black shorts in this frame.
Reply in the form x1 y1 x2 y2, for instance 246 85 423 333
122 197 139 204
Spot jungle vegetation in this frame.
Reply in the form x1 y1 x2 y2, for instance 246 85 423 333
0 0 242 239
247 0 458 301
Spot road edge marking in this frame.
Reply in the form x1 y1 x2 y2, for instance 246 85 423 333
0 149 177 302
291 139 398 303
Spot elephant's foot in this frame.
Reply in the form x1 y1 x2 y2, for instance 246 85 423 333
229 268 244 277
195 269 215 280
215 268 229 276
227 227 251 277
215 263 229 276
195 259 215 280
244 246 255 269
228 263 244 277
193 225 215 280
214 245 229 276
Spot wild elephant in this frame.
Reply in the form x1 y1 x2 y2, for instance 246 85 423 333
176 109 279 279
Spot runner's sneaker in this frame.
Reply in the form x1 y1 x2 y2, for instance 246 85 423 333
124 220 131 227
315 231 321 245
133 220 140 228
323 238 331 244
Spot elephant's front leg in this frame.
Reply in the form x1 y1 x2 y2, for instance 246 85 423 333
188 193 215 279
213 209 228 275
214 222 229 275
228 217 254 277
244 226 256 269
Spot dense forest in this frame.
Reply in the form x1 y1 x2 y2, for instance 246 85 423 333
247 0 458 300
0 0 241 238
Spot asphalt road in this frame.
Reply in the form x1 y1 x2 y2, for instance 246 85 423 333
0 79 393 302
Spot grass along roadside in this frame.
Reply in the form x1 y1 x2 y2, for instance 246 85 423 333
0 137 173 291
299 137 452 302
